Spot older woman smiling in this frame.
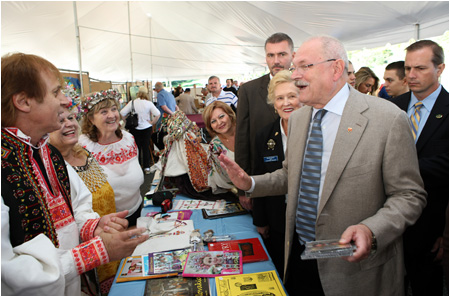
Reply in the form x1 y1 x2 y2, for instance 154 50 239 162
78 90 144 227
251 69 303 278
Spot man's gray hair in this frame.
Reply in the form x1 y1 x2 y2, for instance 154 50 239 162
208 75 220 83
305 35 349 71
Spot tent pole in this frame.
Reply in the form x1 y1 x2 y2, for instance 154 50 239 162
73 1 84 97
415 23 420 41
128 2 134 82
149 16 153 91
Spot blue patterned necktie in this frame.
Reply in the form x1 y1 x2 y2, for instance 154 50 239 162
410 101 423 141
296 109 327 245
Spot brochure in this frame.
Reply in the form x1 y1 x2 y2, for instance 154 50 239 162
116 256 177 283
215 270 286 296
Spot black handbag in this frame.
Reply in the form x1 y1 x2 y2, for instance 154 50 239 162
125 99 138 130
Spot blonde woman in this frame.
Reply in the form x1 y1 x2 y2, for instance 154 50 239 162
355 66 379 95
252 69 303 279
120 86 160 174
49 108 118 295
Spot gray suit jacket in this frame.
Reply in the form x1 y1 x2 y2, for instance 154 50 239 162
253 87 427 295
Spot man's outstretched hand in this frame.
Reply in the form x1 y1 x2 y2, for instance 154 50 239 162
218 153 252 191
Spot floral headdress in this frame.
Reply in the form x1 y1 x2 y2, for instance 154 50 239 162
81 89 122 115
62 84 82 119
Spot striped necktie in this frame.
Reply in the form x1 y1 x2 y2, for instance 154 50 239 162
410 101 424 140
296 109 327 245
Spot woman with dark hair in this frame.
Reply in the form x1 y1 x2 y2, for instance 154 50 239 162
79 89 143 226
355 66 379 95
202 100 237 195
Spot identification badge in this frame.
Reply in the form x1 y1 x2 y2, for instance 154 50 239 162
264 156 278 162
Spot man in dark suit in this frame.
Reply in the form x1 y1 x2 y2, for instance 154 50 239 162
389 40 448 295
235 32 294 210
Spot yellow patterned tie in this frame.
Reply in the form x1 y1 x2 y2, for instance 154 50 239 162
410 101 424 140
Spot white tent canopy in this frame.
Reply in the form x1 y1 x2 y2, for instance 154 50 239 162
2 1 449 82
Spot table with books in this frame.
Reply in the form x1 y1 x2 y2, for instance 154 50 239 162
108 192 287 296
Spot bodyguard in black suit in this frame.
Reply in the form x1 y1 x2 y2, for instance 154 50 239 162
235 33 294 210
389 40 448 295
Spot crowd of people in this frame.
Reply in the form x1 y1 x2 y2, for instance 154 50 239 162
1 32 447 296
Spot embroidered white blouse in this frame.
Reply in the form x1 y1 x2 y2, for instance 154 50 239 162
78 130 143 217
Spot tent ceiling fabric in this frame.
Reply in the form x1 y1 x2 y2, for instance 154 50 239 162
2 1 448 82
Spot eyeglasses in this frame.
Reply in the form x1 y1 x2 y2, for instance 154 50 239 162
289 59 337 74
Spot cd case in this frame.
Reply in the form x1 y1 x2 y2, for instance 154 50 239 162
301 239 356 259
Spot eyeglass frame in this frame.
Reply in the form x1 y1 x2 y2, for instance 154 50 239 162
289 59 337 74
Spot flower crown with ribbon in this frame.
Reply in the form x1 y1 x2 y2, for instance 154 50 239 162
81 89 122 115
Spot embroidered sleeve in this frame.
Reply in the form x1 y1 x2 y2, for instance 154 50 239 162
71 236 109 275
79 218 100 242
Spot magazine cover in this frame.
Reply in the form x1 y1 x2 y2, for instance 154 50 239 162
182 250 242 278
215 270 286 296
149 248 191 274
145 276 210 296
202 203 248 219
208 238 268 263
116 256 177 283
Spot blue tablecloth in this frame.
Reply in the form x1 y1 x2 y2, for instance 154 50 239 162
109 197 285 296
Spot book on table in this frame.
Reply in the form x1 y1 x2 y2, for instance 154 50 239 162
182 250 243 277
215 270 286 296
207 237 268 263
116 255 177 283
145 276 210 296
201 202 248 219
148 248 191 274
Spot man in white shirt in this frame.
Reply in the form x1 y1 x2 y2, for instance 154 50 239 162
218 35 426 295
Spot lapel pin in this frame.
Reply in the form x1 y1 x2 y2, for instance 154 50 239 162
348 127 352 132
436 114 443 119
267 139 276 150
275 132 279 136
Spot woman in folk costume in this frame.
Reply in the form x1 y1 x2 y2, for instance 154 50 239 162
49 93 119 295
78 90 144 227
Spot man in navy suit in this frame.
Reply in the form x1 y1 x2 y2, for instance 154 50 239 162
389 40 448 295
